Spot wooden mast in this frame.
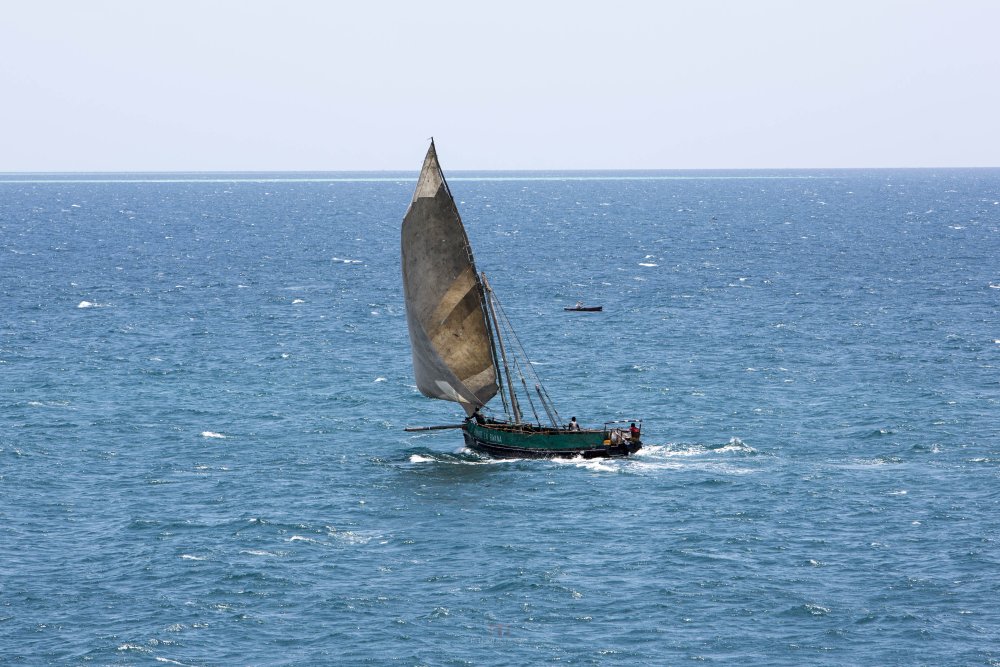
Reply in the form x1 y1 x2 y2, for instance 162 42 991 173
481 273 522 424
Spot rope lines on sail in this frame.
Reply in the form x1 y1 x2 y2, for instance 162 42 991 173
487 289 563 429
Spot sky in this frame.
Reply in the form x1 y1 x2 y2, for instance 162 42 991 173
1 0 998 171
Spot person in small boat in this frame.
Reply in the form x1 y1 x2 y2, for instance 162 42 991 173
568 416 580 431
630 422 640 441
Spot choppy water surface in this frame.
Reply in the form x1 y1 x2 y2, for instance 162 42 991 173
1 169 998 664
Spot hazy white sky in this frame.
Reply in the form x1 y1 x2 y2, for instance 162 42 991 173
1 0 997 171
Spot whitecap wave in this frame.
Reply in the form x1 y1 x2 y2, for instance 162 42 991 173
331 530 373 545
155 658 200 667
551 456 619 472
26 400 72 409
713 440 757 455
241 549 283 557
200 431 226 439
632 438 756 460
635 444 704 458
117 643 150 652
409 450 517 465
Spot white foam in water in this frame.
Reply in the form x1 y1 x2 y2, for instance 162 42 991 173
292 298 305 304
180 554 205 561
638 262 658 267
458 451 520 464
409 451 517 465
331 530 373 545
242 549 282 557
552 456 619 473
117 644 149 653
332 257 362 264
626 439 756 471
374 377 387 383
714 442 754 455
638 444 702 458
201 431 226 439
155 658 199 667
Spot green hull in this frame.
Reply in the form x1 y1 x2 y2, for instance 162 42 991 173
463 421 641 459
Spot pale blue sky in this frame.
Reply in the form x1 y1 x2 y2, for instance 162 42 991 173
1 0 997 171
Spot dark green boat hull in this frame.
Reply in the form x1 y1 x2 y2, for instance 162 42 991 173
463 421 641 459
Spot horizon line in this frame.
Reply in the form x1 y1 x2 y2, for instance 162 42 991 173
0 165 996 185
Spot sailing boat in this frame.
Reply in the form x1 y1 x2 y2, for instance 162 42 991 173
401 140 642 458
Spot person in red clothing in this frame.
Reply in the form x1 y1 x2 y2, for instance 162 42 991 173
629 422 640 442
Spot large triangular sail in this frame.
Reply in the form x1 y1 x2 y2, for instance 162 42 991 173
401 141 500 414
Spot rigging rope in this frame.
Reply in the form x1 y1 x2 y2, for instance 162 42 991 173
489 291 563 428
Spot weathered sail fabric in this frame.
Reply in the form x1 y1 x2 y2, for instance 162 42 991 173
401 142 499 413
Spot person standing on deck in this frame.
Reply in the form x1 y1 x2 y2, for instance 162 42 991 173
568 417 580 431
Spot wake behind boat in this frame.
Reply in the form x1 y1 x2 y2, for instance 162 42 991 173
400 140 642 458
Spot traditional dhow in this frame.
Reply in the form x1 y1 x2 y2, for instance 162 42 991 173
400 140 642 458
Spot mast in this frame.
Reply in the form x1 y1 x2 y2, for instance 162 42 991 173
475 266 511 419
484 282 565 429
481 273 522 424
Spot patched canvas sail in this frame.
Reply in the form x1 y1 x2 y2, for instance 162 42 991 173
401 141 500 413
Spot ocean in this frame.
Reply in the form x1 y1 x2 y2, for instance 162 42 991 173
1 168 998 665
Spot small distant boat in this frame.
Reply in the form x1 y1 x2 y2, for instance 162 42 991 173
400 140 642 458
564 302 603 312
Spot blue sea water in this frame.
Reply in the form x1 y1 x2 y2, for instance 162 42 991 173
1 168 998 665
